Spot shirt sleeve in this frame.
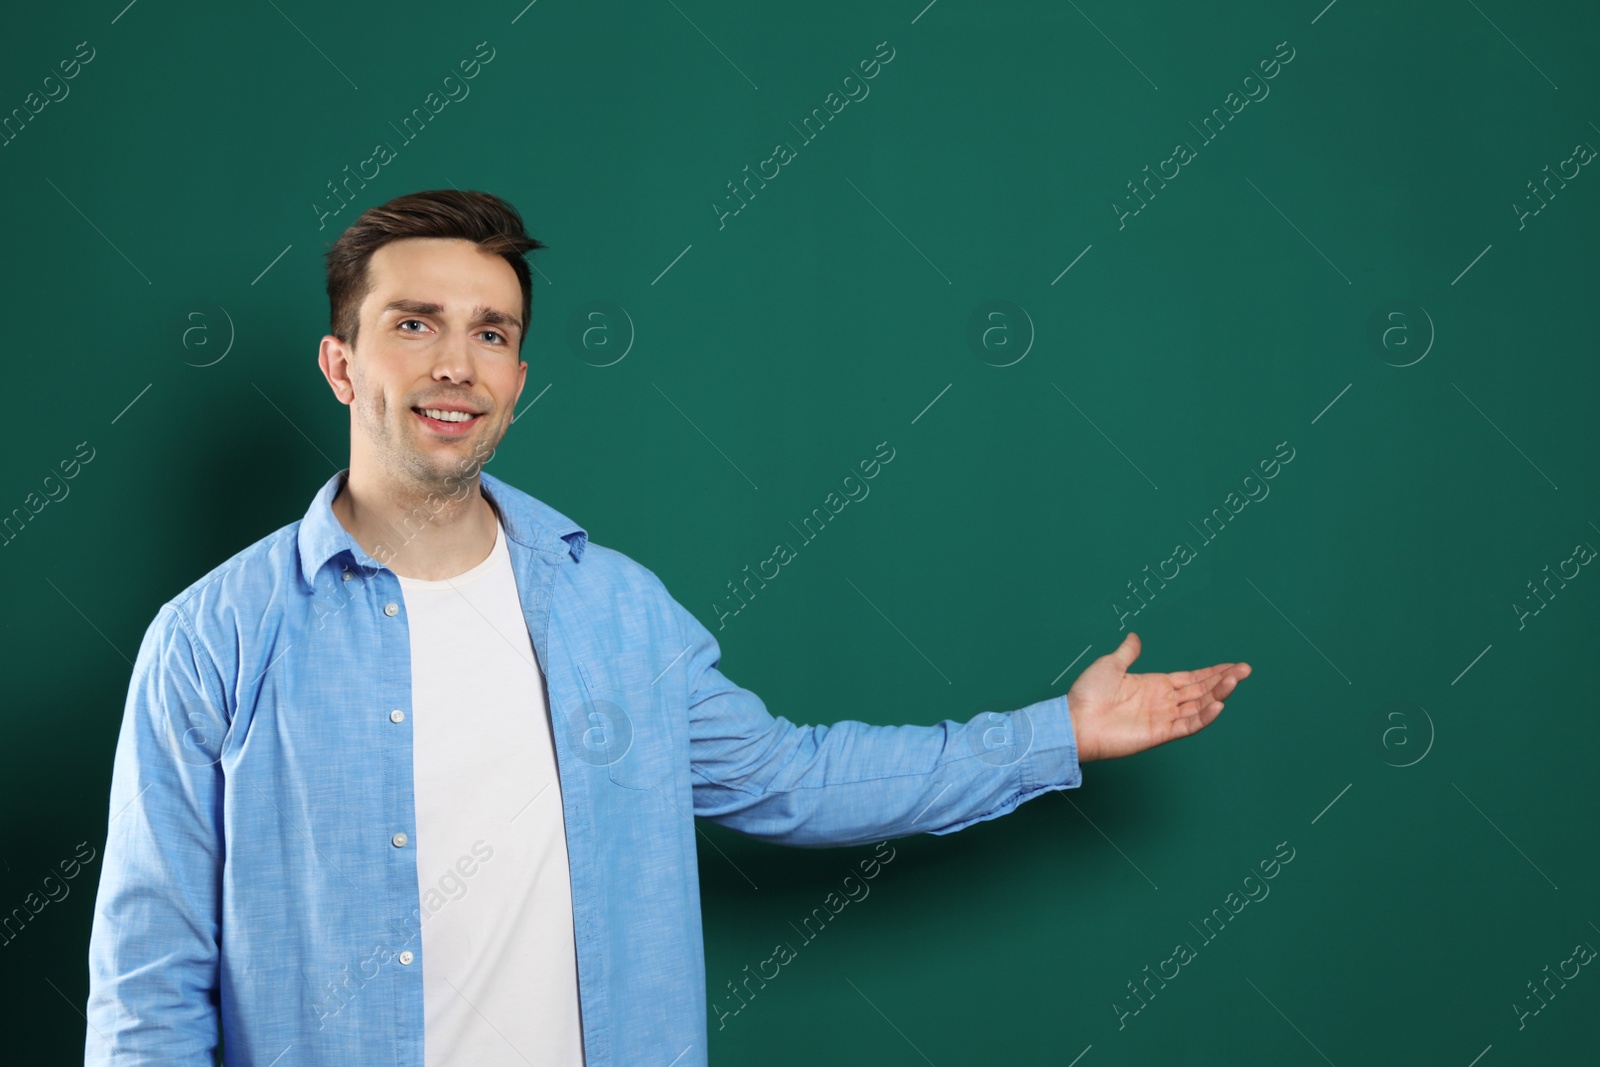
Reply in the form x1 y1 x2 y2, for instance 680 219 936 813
85 602 226 1065
666 590 1083 848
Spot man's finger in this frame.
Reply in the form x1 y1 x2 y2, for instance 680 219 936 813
1165 662 1237 689
1169 701 1223 740
1171 668 1235 704
1107 631 1142 670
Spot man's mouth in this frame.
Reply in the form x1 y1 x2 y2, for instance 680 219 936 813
412 406 483 434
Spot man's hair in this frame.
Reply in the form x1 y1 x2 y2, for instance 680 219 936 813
322 189 544 354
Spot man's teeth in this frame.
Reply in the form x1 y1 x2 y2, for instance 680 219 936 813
420 408 475 423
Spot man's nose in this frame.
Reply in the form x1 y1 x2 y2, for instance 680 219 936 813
431 341 475 383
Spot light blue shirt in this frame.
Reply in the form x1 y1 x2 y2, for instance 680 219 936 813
85 468 1082 1065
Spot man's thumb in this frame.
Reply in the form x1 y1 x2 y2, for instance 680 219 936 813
1110 631 1141 668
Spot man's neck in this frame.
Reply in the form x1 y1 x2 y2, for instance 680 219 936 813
331 466 499 581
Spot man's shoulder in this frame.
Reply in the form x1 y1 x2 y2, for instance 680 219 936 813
485 471 670 602
162 516 304 621
569 536 675 609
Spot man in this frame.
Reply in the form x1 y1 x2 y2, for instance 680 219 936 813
85 189 1251 1066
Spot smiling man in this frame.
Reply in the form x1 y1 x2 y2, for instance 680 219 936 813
84 189 1251 1067
325 233 527 581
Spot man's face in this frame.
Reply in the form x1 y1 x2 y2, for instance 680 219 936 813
329 236 527 491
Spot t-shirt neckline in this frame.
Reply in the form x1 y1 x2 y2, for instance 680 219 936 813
394 519 506 590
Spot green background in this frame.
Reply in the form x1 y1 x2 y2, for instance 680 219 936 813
3 0 1597 1062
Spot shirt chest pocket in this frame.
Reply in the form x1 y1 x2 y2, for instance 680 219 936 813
574 658 677 789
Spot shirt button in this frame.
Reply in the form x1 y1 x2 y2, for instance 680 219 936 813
399 950 414 965
342 570 353 582
384 602 399 616
392 832 408 848
390 709 405 723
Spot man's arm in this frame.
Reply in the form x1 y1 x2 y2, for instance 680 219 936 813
85 603 226 1065
666 593 1081 847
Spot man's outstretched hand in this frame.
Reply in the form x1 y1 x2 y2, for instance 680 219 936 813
1065 632 1251 762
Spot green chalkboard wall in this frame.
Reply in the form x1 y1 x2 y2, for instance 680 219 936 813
3 0 1597 1062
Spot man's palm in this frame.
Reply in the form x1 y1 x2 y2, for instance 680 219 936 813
1065 632 1251 762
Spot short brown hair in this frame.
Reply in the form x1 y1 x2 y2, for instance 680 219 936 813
322 189 544 354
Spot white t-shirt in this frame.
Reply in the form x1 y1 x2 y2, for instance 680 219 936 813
398 517 585 1065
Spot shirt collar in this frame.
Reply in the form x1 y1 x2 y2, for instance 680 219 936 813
296 468 589 589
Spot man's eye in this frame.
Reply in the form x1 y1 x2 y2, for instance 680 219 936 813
399 319 427 333
480 330 505 344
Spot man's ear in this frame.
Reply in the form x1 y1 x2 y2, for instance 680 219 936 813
318 336 356 405
502 355 527 418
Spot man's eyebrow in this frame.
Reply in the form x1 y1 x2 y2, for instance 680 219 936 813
381 299 522 336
